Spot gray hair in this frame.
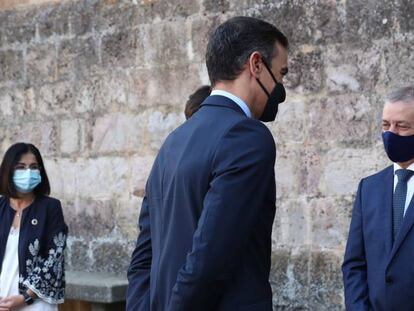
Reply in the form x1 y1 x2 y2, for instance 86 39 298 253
386 86 414 104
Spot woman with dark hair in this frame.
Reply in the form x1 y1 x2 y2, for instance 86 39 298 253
0 143 67 310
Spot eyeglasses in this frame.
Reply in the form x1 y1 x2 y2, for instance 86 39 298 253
14 164 41 171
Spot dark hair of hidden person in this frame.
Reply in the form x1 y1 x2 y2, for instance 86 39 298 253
184 85 212 119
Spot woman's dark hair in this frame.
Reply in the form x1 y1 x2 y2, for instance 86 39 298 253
184 85 212 119
206 16 288 86
0 143 51 198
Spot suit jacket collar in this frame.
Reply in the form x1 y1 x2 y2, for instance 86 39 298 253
388 173 414 264
201 95 247 117
378 166 394 258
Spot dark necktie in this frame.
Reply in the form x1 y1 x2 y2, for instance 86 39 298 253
393 169 414 242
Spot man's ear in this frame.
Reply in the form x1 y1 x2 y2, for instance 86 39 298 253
248 52 263 78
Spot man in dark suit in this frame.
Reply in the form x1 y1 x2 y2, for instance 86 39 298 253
343 86 414 311
126 16 289 311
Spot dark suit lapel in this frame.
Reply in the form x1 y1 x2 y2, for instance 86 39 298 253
380 166 394 257
388 188 414 262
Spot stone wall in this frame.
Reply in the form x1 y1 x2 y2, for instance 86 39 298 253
1 0 413 309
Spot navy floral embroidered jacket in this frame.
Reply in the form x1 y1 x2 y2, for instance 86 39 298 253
0 195 68 304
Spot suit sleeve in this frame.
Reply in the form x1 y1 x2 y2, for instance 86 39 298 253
342 179 372 310
168 120 276 310
126 196 152 311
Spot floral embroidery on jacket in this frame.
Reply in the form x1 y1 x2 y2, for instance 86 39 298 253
22 232 66 304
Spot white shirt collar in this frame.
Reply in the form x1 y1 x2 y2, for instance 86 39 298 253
393 162 414 173
210 90 252 118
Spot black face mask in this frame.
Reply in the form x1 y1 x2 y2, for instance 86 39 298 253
256 61 286 122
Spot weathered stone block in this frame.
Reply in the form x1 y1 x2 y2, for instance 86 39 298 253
267 99 307 144
309 197 353 249
57 39 77 80
44 158 77 198
129 155 155 196
275 146 303 200
67 239 91 272
203 0 229 13
394 0 414 34
307 94 372 148
128 64 205 109
271 249 310 309
189 16 221 63
60 119 80 154
243 0 344 47
65 271 127 303
75 37 100 78
69 0 95 36
382 40 414 89
2 8 37 44
64 199 115 239
101 30 138 69
320 148 379 196
36 81 74 116
324 45 382 94
0 121 12 156
0 89 25 117
73 75 123 114
76 157 130 199
285 48 324 93
138 21 189 68
146 109 183 151
37 2 71 38
345 0 395 46
26 43 57 85
95 2 139 33
91 113 144 154
149 0 201 19
298 145 326 196
273 198 309 248
11 120 59 156
0 50 24 84
114 197 142 241
92 241 131 274
308 251 344 310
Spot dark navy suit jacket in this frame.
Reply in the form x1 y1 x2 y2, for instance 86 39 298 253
126 95 276 311
343 165 414 311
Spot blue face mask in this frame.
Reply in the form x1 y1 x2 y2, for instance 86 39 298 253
13 169 42 193
382 131 414 163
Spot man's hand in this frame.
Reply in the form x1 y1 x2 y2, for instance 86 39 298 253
0 295 25 310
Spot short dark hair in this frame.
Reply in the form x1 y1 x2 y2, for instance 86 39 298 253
0 143 51 198
184 85 212 119
206 16 288 86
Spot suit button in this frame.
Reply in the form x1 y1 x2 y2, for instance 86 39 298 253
385 276 393 283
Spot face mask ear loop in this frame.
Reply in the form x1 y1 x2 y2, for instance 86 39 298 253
256 78 270 97
262 60 279 85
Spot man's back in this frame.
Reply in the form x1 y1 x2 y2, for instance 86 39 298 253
128 95 276 310
127 16 289 311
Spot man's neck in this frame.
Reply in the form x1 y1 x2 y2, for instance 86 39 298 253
213 81 256 117
397 158 414 169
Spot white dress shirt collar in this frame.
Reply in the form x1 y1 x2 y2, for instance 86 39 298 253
210 90 252 118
